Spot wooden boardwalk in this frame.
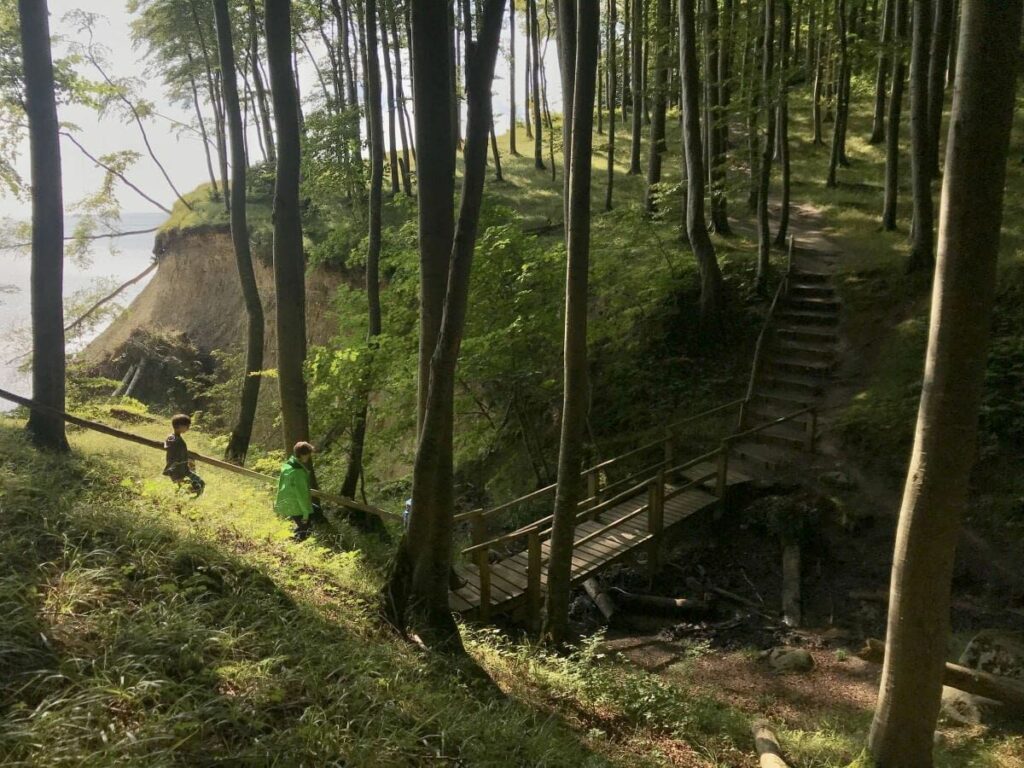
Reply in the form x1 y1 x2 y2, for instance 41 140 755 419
449 461 752 619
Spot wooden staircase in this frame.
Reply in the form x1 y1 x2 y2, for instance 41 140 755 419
734 243 839 472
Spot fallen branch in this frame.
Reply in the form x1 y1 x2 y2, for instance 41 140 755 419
65 260 158 334
2 226 161 252
608 587 715 617
859 638 1024 712
751 720 791 768
0 388 397 522
687 576 776 618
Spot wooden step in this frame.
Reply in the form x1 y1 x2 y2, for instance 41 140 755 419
746 421 812 450
771 339 837 359
789 270 831 284
788 284 836 298
776 309 840 326
731 442 788 472
762 372 825 394
752 389 813 409
785 296 841 312
764 355 833 376
776 326 839 344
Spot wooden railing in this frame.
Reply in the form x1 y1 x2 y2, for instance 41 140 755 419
739 236 796 431
457 410 816 625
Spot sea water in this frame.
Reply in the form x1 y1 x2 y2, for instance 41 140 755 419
0 212 164 411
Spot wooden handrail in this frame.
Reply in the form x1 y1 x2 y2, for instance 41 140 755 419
662 448 725 479
0 388 398 521
664 471 718 502
726 407 815 444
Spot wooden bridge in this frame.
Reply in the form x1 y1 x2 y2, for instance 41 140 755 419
449 239 833 628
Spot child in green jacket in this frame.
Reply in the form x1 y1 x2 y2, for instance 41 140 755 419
275 442 321 540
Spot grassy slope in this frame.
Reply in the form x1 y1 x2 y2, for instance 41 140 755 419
3 409 1020 767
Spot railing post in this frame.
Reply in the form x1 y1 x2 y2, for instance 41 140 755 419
526 528 542 633
663 432 674 470
738 399 748 431
647 471 665 578
475 547 491 622
806 409 818 453
587 470 600 518
716 441 730 507
469 509 486 546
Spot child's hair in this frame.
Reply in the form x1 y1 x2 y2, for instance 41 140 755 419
171 414 192 429
294 441 315 457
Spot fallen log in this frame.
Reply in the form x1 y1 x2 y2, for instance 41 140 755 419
608 587 715 617
0 387 398 522
687 576 775 618
859 638 1024 712
751 719 791 768
583 578 616 622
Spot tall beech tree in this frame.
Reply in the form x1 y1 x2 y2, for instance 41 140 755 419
342 0 385 499
643 0 671 213
605 0 616 211
215 0 265 465
19 0 68 452
906 0 934 272
265 0 310 452
774 0 792 244
882 0 907 230
628 0 643 173
754 0 776 295
385 0 507 650
868 1 1022 761
528 0 545 169
680 0 724 327
826 0 850 188
926 0 953 174
543 0 599 647
706 0 731 234
509 0 518 155
869 0 894 143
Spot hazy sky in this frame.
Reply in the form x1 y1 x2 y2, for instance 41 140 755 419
2 1 562 220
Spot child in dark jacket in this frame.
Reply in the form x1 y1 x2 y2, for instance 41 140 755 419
163 414 205 496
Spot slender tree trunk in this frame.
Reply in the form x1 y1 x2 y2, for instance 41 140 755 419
618 0 626 120
189 0 229 209
906 0 934 272
342 0 386 498
754 0 776 295
826 0 848 187
386 0 413 193
529 0 546 168
680 0 724 328
882 0 907 230
544 0 598 648
248 0 277 163
629 0 644 173
380 3 401 195
870 0 894 143
812 7 826 144
926 0 953 174
775 0 792 244
945 0 958 88
868 4 1022 763
745 0 762 211
386 0 507 651
215 0 265 466
706 0 731 234
510 0 519 154
187 61 221 194
525 7 533 138
265 0 310 452
644 0 670 213
605 0 617 211
19 0 68 452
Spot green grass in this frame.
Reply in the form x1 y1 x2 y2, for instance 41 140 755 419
2 412 1021 766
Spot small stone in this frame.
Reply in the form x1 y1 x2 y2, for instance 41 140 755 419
958 630 1024 679
820 471 856 489
767 646 815 673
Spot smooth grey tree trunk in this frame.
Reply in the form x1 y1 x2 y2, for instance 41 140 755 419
754 0 776 295
605 0 617 211
265 0 311 452
906 0 934 272
926 0 953 174
629 0 644 173
644 0 671 213
544 0 599 648
882 0 907 230
215 0 265 465
869 0 894 143
19 0 68 452
869 2 1022 762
